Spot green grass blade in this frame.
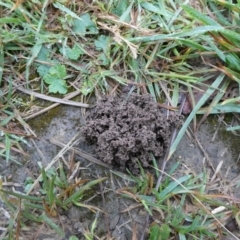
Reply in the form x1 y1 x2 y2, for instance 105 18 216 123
156 175 191 199
197 103 240 114
197 79 230 120
213 0 240 13
0 189 42 202
53 2 83 21
0 111 14 126
48 175 56 206
219 29 240 47
182 5 221 26
63 177 107 205
0 17 21 24
226 125 240 131
41 214 65 236
208 1 231 25
119 0 134 22
41 168 49 193
5 134 10 163
141 2 170 18
128 26 224 43
178 39 209 51
0 47 3 84
168 73 225 159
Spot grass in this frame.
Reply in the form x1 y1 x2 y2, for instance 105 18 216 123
0 161 106 239
115 161 240 240
1 0 240 239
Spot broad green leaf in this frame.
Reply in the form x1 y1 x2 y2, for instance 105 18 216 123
150 224 161 240
49 64 66 78
150 224 170 240
66 44 84 60
48 78 68 94
37 46 52 77
80 79 94 96
43 64 68 94
94 35 111 53
98 53 110 66
160 224 171 240
37 64 51 77
37 45 51 61
72 13 98 36
94 35 111 65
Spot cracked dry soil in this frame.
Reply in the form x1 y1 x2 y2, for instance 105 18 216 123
81 93 183 173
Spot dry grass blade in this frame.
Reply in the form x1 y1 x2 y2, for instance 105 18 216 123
50 138 111 169
0 142 28 156
26 133 80 195
23 90 86 120
14 84 90 108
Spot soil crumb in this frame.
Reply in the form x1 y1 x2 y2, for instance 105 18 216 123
81 93 183 173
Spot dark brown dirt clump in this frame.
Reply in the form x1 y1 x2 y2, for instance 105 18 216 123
81 93 183 173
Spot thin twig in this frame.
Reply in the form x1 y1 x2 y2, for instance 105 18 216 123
23 90 86 120
188 127 216 173
50 138 112 169
26 133 80 195
13 83 90 108
99 179 111 238
211 114 225 142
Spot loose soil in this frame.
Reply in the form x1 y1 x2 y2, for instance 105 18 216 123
81 93 183 173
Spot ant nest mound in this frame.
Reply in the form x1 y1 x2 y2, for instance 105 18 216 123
81 93 183 174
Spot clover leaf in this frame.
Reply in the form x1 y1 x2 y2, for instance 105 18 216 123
43 64 68 94
72 13 98 36
66 44 84 60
